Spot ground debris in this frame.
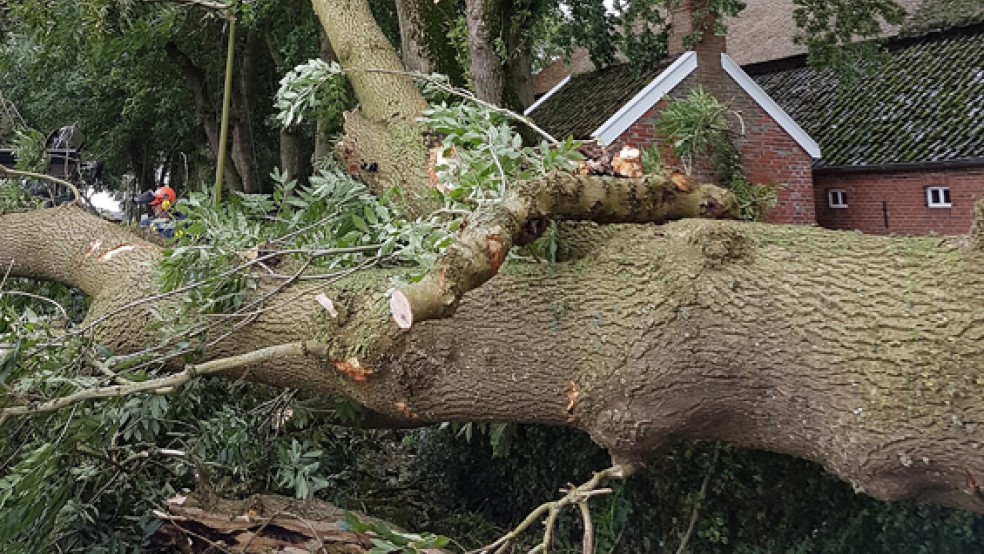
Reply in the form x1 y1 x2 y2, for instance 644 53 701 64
147 493 445 553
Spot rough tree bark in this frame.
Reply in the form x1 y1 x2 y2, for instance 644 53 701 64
310 0 438 216
465 0 505 107
3 188 984 514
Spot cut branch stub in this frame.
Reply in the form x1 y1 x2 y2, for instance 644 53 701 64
392 172 740 327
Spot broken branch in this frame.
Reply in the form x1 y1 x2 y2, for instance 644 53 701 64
471 465 627 554
392 172 738 328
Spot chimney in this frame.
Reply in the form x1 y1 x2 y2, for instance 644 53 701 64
667 0 727 61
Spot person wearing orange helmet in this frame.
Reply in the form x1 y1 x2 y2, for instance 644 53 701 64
136 185 177 219
135 185 181 238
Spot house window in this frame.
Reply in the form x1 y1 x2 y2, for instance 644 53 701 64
827 189 848 208
926 186 951 208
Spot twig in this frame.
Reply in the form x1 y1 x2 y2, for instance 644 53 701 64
0 290 70 320
59 244 378 346
345 67 561 145
485 126 509 198
675 445 721 554
471 466 626 554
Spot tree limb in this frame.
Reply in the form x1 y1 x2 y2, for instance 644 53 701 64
0 165 80 204
0 340 328 424
391 172 738 328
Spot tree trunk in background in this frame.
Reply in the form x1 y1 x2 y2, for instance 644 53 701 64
4 206 984 514
164 42 243 192
279 128 307 184
262 21 312 185
465 0 504 106
231 30 263 194
502 0 533 113
395 0 432 74
126 138 155 190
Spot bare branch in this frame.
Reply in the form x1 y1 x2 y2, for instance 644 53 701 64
0 165 80 204
472 465 627 554
0 340 328 424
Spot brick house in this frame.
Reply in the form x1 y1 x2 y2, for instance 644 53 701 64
526 2 822 225
751 22 984 235
529 3 984 234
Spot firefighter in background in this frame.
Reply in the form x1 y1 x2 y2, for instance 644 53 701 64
135 185 179 238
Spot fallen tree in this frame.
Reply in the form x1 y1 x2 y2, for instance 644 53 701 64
3 183 984 514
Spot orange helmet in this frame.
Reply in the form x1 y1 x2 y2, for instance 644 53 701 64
150 186 177 206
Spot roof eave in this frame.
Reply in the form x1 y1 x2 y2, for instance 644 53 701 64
721 53 822 159
591 52 698 146
524 74 571 117
815 157 984 173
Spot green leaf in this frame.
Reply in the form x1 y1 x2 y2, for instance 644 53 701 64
351 215 369 233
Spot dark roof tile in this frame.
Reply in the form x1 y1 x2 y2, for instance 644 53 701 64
528 59 676 140
753 25 984 167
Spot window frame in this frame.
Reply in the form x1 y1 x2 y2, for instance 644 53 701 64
926 186 952 208
827 189 848 209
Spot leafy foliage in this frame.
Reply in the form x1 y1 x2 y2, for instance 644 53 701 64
274 58 351 129
793 0 907 71
655 87 777 221
11 127 47 172
342 511 450 553
421 102 583 203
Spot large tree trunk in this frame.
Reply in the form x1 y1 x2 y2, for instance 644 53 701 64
311 0 437 216
3 195 984 514
465 0 505 106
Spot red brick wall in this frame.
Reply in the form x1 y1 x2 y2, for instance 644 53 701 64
616 71 817 225
814 167 984 235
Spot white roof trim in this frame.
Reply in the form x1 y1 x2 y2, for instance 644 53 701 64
524 75 571 116
721 53 822 159
591 51 698 146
